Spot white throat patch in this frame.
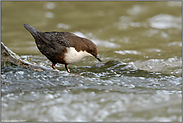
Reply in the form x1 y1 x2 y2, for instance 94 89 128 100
64 47 92 64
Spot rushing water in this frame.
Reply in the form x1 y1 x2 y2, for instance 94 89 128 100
1 1 182 122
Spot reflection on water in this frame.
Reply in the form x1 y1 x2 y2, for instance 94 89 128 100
1 1 182 122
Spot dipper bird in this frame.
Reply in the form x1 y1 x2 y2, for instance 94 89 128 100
24 24 102 73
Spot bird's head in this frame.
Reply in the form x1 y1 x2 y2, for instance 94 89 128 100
86 42 102 62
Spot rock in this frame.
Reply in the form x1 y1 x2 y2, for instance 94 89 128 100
1 42 52 71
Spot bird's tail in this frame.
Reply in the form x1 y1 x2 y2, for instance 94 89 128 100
24 24 39 39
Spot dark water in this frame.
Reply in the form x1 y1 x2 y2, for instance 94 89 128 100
1 1 182 122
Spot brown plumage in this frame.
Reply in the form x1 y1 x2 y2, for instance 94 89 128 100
24 24 102 72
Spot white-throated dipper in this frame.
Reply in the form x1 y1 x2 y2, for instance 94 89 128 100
24 24 102 73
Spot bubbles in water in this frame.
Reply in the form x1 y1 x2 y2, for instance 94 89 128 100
133 57 182 75
15 71 24 75
127 5 142 15
45 94 54 100
115 16 132 30
45 11 55 18
161 31 168 38
147 48 161 53
44 2 55 10
168 41 182 47
115 50 141 55
148 14 181 29
167 1 181 7
142 29 159 37
57 23 71 29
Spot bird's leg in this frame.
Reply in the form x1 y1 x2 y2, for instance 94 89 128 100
52 63 57 70
65 64 70 73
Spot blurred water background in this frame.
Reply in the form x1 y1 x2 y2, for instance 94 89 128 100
1 1 182 122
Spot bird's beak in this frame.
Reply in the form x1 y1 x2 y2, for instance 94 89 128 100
95 55 102 62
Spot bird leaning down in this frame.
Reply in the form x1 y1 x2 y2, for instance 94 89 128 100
24 24 102 73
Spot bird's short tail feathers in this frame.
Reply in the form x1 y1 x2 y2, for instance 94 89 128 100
24 24 39 39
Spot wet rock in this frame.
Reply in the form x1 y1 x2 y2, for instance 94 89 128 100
1 42 51 71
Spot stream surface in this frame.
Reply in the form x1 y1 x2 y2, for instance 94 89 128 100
1 1 182 122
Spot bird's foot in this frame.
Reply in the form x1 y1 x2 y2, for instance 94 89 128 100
65 64 70 73
52 63 57 69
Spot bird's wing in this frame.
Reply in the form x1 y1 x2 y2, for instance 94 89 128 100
37 32 74 49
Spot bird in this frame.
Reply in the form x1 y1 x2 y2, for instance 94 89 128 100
24 24 102 73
